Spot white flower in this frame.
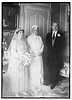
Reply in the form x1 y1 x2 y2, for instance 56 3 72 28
22 53 31 66
57 33 61 37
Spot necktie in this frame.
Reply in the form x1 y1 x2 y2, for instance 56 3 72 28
52 32 55 46
53 32 55 40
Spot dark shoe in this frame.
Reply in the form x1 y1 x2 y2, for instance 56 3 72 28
44 81 51 86
50 84 55 89
44 83 51 86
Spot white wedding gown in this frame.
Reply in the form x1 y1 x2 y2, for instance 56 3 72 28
8 39 30 93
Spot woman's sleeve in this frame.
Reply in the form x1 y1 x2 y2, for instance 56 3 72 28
10 40 19 58
27 36 31 52
40 37 44 53
27 36 32 53
27 36 36 56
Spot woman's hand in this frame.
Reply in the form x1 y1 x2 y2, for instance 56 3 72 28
31 51 36 57
38 52 42 56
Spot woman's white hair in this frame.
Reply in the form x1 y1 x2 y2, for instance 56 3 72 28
32 25 39 31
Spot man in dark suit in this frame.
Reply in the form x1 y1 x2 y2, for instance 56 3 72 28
46 22 66 89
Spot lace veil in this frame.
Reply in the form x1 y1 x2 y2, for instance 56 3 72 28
5 28 24 60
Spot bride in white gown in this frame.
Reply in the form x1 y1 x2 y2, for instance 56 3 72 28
27 25 44 95
7 28 31 97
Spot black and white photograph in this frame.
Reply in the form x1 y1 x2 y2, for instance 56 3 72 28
1 2 70 98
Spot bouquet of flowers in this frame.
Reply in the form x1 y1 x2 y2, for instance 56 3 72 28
21 52 31 66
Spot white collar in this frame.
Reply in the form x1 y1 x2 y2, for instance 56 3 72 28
32 33 36 36
52 31 57 37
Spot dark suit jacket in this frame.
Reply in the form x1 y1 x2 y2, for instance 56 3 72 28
46 31 66 56
46 31 66 70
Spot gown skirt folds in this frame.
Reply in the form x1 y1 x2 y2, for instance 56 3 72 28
30 55 43 87
8 55 29 93
8 39 30 93
27 35 44 89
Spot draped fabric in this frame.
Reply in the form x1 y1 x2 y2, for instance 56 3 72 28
8 38 31 93
27 34 44 91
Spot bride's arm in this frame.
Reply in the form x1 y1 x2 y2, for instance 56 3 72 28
10 39 20 58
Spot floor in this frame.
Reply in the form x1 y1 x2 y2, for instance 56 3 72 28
1 62 69 98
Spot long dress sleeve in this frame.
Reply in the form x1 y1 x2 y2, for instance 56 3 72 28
40 38 44 53
38 36 44 56
10 39 20 59
27 36 36 56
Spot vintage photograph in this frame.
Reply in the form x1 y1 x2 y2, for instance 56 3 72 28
1 2 70 98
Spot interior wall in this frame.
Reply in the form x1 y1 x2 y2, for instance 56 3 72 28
51 3 70 62
19 3 51 37
60 3 70 62
3 3 70 63
51 3 60 24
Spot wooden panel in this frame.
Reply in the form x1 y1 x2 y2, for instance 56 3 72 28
39 15 43 36
39 15 45 38
51 3 60 24
25 7 49 38
38 13 47 39
24 5 50 39
29 14 36 34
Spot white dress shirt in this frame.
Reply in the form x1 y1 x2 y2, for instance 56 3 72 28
52 31 57 46
52 31 57 38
